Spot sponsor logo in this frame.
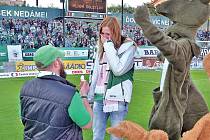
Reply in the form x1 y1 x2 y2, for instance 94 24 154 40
23 52 35 57
144 49 159 56
11 72 19 77
64 60 86 70
16 61 37 72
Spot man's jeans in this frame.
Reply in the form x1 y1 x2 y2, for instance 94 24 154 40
93 100 128 140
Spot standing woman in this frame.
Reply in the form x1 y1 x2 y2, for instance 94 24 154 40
88 16 137 140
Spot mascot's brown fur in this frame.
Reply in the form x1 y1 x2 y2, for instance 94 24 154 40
203 53 210 77
107 113 210 140
182 113 210 140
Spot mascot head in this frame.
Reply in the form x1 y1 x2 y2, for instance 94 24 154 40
152 0 210 39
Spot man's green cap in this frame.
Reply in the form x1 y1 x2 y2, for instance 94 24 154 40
33 45 65 68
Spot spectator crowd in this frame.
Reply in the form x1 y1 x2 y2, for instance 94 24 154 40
0 17 209 49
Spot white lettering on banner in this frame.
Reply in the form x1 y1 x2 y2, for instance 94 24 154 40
30 11 35 17
43 12 47 18
125 16 171 26
125 16 136 23
0 53 6 57
20 11 24 17
7 10 12 16
152 19 170 26
1 10 12 16
1 10 48 18
201 48 210 57
13 11 19 16
1 10 7 16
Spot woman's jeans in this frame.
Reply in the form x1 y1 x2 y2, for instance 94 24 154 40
93 100 128 140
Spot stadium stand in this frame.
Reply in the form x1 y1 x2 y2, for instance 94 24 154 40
0 17 158 49
0 17 209 49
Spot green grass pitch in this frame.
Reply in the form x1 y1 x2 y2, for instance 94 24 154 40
0 70 209 140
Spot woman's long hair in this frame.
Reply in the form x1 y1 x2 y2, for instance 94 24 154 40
98 16 122 60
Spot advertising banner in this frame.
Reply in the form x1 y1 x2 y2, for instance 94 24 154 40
109 13 172 28
16 61 36 72
123 14 172 27
0 71 38 78
7 45 23 62
0 45 8 62
22 49 36 61
0 6 62 20
15 60 94 72
0 72 11 78
135 46 160 58
134 58 161 70
63 60 86 70
66 69 91 75
21 48 90 61
63 48 89 60
0 70 91 78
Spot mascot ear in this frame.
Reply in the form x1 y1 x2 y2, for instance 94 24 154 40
200 0 210 5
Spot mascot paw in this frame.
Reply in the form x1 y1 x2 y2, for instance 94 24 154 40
106 120 147 140
182 113 210 140
107 120 168 140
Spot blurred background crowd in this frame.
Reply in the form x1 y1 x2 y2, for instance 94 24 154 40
0 18 209 49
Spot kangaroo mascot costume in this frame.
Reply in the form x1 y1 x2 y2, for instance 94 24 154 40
107 0 210 140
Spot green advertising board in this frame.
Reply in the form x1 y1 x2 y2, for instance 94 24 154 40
0 45 8 62
0 6 63 20
0 62 4 72
62 47 89 60
22 47 90 61
22 49 36 61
